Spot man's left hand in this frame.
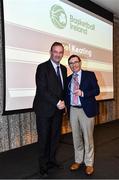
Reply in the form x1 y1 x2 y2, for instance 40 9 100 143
74 89 83 97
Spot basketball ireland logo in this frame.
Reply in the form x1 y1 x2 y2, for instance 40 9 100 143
50 4 67 29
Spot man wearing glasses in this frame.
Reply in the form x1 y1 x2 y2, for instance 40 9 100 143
66 54 100 175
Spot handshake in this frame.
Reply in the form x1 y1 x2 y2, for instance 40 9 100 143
57 100 66 110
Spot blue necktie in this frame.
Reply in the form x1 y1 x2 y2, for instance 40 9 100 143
57 66 62 89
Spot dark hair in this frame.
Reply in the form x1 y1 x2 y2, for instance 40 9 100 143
68 54 81 64
50 42 64 51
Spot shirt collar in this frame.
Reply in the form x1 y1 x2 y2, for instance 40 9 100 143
50 59 60 69
73 69 82 76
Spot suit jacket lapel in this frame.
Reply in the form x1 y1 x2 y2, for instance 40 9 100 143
80 70 86 88
47 60 58 81
60 65 66 85
48 60 64 90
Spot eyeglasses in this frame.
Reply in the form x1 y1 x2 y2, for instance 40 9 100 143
69 61 80 66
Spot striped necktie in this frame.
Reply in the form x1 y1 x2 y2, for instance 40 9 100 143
73 74 79 105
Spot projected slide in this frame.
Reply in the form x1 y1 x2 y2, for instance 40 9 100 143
3 0 113 111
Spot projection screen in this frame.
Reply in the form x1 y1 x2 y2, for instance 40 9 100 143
2 0 113 113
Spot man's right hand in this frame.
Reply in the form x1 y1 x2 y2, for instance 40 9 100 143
57 100 65 110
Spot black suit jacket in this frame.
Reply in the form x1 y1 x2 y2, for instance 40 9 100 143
33 60 67 117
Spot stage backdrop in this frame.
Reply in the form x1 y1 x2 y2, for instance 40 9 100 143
3 0 113 113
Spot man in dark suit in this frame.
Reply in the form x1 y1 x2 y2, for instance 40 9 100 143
66 54 100 175
33 42 67 177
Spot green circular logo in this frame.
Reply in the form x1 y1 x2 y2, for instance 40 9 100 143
50 4 67 29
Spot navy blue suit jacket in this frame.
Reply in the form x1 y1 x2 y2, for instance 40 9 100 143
66 70 100 118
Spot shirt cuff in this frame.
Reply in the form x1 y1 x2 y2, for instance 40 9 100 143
57 100 61 106
81 91 84 97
